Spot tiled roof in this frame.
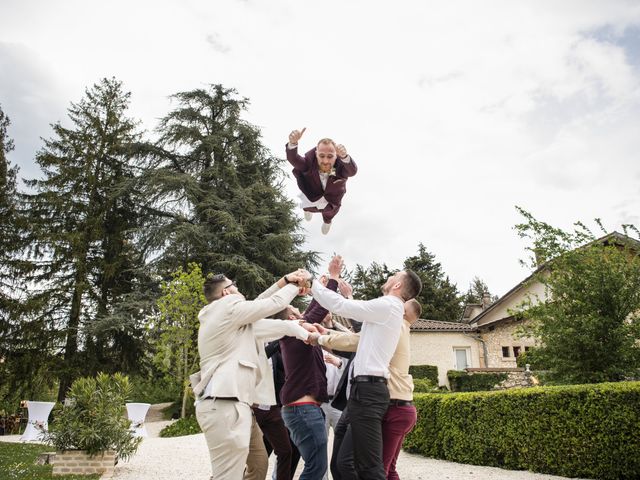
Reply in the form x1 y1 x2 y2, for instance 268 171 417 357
410 319 477 332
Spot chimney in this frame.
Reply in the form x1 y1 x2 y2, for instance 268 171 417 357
482 292 492 310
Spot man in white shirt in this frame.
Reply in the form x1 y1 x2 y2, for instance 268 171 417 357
310 256 422 480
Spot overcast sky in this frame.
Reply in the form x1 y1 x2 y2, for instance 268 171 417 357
2 0 640 307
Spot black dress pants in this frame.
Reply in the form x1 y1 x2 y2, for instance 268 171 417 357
346 381 390 480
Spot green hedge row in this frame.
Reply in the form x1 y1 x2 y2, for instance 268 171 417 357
447 370 507 392
409 364 438 384
404 381 640 479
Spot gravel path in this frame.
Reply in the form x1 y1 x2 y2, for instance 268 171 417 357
111 421 584 480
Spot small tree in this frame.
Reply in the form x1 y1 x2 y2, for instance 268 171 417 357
43 372 141 459
154 263 205 418
514 207 640 384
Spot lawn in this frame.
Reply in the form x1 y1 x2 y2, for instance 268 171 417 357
0 442 100 480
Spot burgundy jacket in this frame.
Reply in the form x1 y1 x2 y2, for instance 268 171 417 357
279 279 339 405
286 145 358 207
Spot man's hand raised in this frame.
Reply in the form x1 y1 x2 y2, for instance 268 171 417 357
288 127 306 147
336 143 349 160
328 255 343 280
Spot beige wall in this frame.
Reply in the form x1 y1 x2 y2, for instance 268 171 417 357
480 319 537 367
410 332 481 387
476 280 548 327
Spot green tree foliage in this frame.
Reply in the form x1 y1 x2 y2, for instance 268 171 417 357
403 243 462 320
514 208 640 384
21 78 149 400
351 261 393 300
153 263 205 418
461 276 497 305
141 85 317 296
351 244 462 320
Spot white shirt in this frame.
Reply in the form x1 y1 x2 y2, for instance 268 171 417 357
311 280 404 378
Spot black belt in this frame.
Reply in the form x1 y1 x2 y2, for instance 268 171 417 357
389 399 413 407
204 396 238 401
327 395 335 400
352 375 387 384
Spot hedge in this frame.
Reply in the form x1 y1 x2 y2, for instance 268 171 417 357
408 365 438 384
447 370 507 392
404 381 640 480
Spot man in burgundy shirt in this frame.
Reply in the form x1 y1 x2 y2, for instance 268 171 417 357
279 278 339 479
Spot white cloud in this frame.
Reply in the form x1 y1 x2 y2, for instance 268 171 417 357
1 0 640 304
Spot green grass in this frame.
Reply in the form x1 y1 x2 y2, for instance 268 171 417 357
0 442 100 480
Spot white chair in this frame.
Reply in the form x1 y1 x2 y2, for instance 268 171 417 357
125 402 151 437
21 401 55 442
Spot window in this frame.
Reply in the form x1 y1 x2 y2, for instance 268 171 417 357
502 346 510 358
524 346 531 352
454 348 470 370
513 346 521 358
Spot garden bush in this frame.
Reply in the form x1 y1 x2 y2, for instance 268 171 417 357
408 365 438 384
447 370 507 392
159 416 201 437
404 381 640 479
413 378 439 393
42 373 141 459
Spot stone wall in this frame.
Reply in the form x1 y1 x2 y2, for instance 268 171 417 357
52 450 116 477
480 318 536 368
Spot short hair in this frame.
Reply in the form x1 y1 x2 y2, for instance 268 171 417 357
203 274 227 303
401 270 422 301
405 298 422 320
317 138 337 149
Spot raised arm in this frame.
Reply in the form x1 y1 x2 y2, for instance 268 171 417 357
318 330 360 353
286 127 309 171
303 278 338 324
253 319 310 342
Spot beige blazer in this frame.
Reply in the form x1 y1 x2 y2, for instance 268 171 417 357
194 282 300 405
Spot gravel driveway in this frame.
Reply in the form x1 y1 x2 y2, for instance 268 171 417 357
111 421 584 480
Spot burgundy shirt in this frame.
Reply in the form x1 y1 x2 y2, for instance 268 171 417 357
279 279 338 405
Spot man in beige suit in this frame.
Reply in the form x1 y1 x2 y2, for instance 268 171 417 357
193 270 311 480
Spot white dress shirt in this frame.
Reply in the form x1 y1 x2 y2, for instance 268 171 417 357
311 280 404 378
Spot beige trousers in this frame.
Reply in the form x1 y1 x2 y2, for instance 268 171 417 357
196 398 268 480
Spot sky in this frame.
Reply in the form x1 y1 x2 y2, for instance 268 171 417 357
1 0 640 308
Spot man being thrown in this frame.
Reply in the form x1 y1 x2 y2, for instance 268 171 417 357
286 128 358 235
192 269 312 480
309 256 422 480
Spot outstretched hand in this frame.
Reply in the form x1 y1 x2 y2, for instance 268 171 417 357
289 128 306 146
338 279 353 299
328 255 343 280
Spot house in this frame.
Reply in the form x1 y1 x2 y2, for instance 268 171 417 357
409 231 640 387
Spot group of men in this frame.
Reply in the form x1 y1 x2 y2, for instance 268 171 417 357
193 255 422 479
191 132 422 479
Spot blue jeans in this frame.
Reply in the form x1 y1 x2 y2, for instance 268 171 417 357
281 404 327 480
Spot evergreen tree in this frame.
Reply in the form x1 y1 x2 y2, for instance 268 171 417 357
142 84 317 296
351 244 462 321
403 243 462 320
22 78 149 400
351 262 393 300
461 276 497 305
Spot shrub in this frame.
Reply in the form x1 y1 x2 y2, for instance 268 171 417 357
413 378 439 393
447 370 507 392
409 365 438 384
128 375 181 404
42 373 141 460
159 416 201 437
404 381 640 479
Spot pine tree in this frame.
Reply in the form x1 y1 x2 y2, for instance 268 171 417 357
403 244 462 321
22 78 149 400
142 84 317 296
461 276 497 305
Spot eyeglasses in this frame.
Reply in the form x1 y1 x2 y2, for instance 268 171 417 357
223 281 236 290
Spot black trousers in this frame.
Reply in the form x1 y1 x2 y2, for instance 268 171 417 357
331 408 352 480
344 381 390 480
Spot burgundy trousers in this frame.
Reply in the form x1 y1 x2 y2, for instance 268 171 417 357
382 404 417 480
253 405 293 480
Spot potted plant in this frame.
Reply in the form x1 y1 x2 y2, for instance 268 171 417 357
41 372 142 476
